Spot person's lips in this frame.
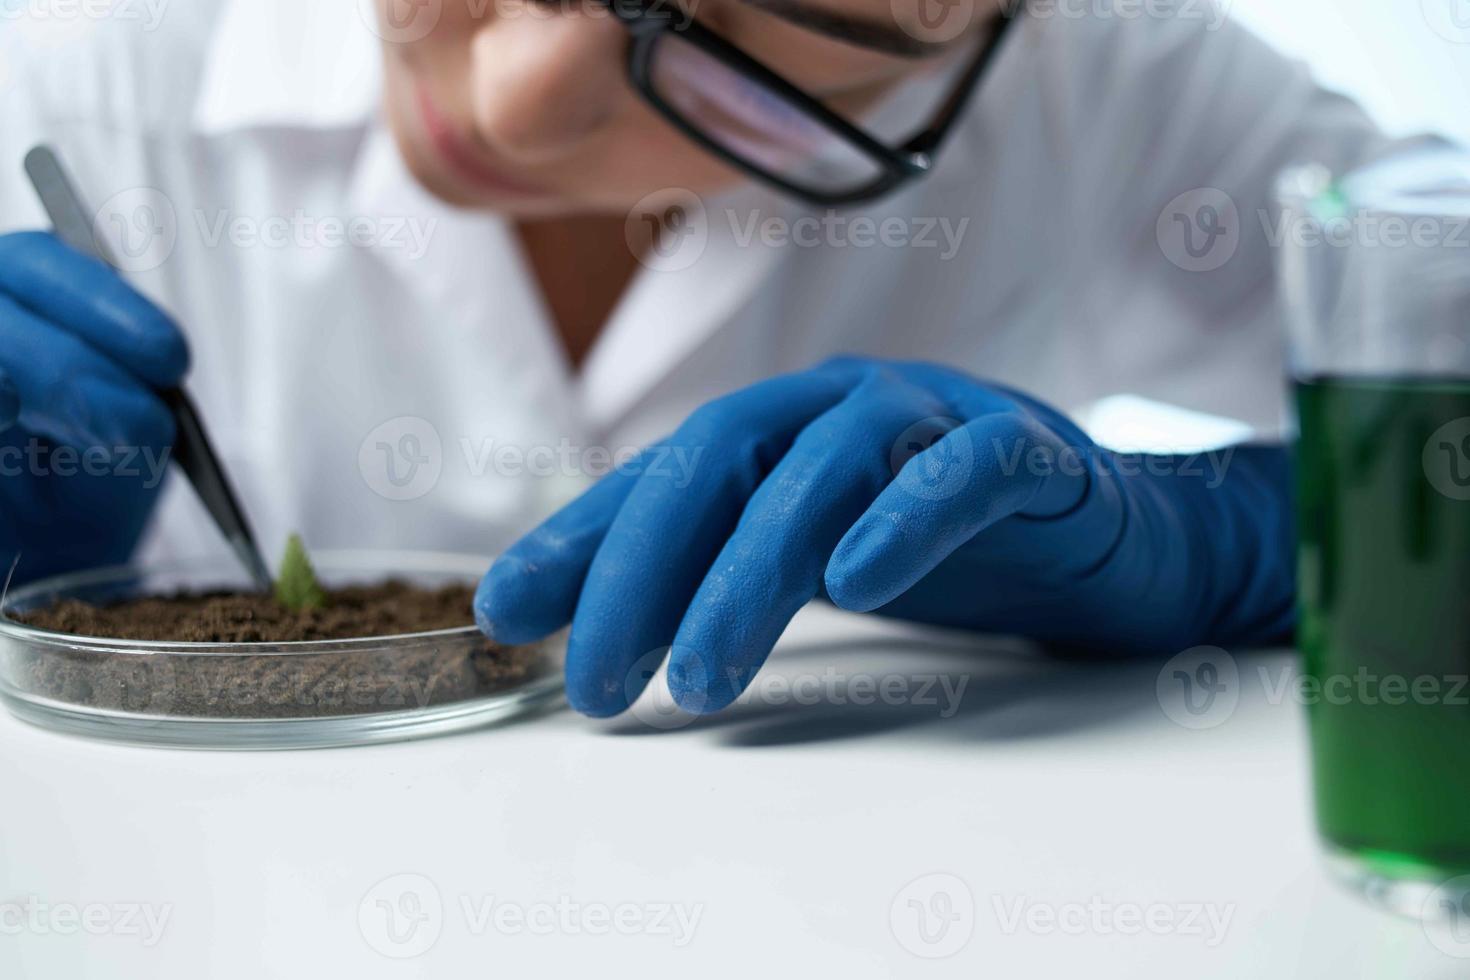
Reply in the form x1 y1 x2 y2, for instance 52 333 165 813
414 84 552 199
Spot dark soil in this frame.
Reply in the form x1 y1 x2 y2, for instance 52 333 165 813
20 581 481 643
8 583 554 720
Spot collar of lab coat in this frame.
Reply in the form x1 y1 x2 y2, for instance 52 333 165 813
339 122 791 435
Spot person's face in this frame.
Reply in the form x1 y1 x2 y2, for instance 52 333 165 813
375 0 997 216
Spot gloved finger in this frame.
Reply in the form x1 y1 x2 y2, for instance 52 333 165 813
824 412 1087 613
0 293 174 449
0 369 17 433
564 362 865 717
666 369 951 714
896 360 1101 458
0 232 189 388
478 361 866 660
474 462 642 646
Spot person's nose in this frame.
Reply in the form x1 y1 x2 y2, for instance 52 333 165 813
467 6 631 163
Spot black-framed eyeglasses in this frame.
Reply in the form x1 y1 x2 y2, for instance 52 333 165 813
590 0 1016 207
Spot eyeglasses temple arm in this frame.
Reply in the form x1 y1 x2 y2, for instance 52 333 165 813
905 2 1022 161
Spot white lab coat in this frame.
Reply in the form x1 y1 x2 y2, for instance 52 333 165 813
0 0 1399 566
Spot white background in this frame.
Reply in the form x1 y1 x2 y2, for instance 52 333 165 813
1232 0 1470 143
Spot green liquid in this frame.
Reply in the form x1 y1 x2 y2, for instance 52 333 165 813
1296 376 1470 879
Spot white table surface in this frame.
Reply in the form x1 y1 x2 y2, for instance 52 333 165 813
0 604 1459 979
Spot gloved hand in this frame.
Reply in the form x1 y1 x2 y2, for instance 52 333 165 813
0 232 188 585
475 357 1294 716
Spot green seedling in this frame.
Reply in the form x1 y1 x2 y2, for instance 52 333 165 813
274 534 326 612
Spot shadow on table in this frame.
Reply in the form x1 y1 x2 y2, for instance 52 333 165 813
600 632 1267 749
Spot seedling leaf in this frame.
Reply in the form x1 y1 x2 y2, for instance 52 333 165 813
275 534 326 612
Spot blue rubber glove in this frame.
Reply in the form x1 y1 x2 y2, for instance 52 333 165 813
0 232 188 585
476 357 1294 716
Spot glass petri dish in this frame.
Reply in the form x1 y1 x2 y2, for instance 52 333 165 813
0 550 564 750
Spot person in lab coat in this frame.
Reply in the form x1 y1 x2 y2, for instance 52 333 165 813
0 0 1421 716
